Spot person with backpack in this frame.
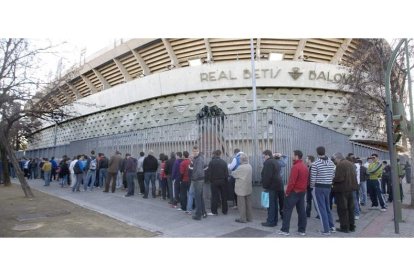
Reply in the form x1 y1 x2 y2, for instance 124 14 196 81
72 155 85 192
59 157 70 187
84 155 98 191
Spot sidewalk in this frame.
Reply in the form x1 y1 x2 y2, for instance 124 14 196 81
18 178 414 237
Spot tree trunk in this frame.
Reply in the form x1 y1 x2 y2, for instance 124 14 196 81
0 130 34 197
0 146 11 186
410 137 414 206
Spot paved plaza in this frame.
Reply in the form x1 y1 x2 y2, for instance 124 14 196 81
16 178 414 238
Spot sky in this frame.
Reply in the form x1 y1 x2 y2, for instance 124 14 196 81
32 38 120 83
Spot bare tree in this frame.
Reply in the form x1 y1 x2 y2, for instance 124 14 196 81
344 38 414 205
0 38 70 197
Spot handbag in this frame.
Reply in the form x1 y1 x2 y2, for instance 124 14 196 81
261 191 269 208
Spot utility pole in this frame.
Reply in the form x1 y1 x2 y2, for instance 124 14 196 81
385 39 406 233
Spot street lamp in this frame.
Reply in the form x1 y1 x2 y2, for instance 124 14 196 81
250 38 259 183
385 39 406 234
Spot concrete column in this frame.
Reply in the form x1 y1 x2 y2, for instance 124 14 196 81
331 38 352 64
293 39 307 60
92 69 111 90
58 87 72 103
66 81 82 100
113 58 132 82
80 75 98 94
204 38 213 62
131 49 151 76
162 38 181 67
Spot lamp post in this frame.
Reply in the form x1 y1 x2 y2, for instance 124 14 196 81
250 38 259 183
385 39 406 233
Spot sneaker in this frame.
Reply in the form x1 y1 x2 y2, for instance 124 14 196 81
277 230 290 236
355 216 360 220
176 208 182 211
380 208 387 212
185 211 192 215
207 212 217 216
330 227 336 233
319 231 331 236
297 232 306 236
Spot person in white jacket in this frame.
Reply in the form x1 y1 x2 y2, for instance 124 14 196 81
69 156 78 188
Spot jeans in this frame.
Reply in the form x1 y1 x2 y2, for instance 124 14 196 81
180 181 190 210
281 191 307 233
144 172 156 198
126 172 136 195
173 179 180 204
367 179 386 208
60 175 68 187
359 181 367 205
72 174 83 192
160 178 168 199
353 190 360 216
137 172 145 194
84 170 97 191
312 186 334 233
381 176 391 194
306 186 313 217
116 172 123 188
210 181 228 214
43 171 51 186
187 182 195 212
192 179 206 219
99 168 108 188
266 190 279 226
277 190 285 218
167 176 173 202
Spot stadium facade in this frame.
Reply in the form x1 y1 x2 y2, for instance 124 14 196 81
26 39 388 166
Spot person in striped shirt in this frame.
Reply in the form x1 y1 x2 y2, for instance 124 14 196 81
310 146 336 235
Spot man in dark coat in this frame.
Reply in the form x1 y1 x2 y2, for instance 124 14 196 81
261 149 283 227
207 150 229 215
332 152 358 233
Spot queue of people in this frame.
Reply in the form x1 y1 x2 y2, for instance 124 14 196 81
16 145 409 237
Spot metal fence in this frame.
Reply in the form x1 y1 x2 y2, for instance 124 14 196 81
21 108 389 183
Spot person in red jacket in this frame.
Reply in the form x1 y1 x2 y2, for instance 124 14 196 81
278 150 309 236
179 151 191 211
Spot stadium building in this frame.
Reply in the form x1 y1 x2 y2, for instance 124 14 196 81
25 38 388 181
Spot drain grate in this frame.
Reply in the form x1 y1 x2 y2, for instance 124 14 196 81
219 227 272 238
13 223 44 231
16 210 71 222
